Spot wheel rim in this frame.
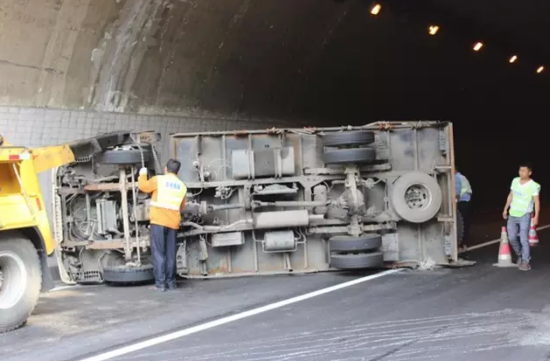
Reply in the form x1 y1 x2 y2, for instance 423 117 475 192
0 251 28 310
404 184 432 210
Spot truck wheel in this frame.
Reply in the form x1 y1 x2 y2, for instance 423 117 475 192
323 131 375 147
98 146 152 165
330 252 384 269
390 171 443 223
323 148 376 164
329 234 382 252
103 264 155 285
0 235 42 333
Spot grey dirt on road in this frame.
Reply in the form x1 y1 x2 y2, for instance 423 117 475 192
108 235 550 361
3 230 550 361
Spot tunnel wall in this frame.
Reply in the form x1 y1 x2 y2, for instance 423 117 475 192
1 0 546 124
0 0 440 124
0 0 356 121
0 106 294 152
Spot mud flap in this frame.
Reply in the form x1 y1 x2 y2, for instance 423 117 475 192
54 246 76 285
39 251 55 292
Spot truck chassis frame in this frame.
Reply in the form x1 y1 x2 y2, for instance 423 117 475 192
53 121 463 284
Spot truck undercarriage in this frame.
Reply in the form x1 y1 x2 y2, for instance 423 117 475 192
54 121 464 284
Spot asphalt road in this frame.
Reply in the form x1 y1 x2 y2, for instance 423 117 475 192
106 234 550 361
3 223 550 361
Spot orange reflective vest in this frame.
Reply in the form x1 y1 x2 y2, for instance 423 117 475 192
150 175 187 211
138 173 187 229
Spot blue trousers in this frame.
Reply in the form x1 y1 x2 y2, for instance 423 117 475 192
507 213 531 262
150 224 177 288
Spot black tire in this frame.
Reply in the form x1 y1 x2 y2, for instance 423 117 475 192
457 210 464 245
103 264 155 285
323 131 375 147
73 251 126 286
0 233 42 334
97 146 152 165
329 234 382 252
323 148 376 164
101 251 126 269
390 171 443 223
330 252 384 270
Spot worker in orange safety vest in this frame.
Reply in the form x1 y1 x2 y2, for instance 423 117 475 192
138 159 187 292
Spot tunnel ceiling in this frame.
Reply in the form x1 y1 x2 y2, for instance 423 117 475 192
0 0 548 125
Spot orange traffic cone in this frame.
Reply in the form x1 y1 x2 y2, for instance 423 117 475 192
529 216 539 246
493 226 516 268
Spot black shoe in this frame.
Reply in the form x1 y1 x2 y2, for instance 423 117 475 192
167 284 178 291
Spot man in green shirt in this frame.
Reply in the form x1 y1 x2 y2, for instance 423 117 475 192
502 162 541 271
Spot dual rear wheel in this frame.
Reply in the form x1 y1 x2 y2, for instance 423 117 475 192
329 234 384 269
322 130 376 165
323 131 383 270
322 130 447 270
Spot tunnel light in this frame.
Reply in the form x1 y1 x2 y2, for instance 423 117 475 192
370 3 381 15
473 42 484 51
509 55 518 63
537 66 544 73
428 25 439 35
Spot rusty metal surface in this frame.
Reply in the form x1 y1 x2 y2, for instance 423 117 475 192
171 121 457 277
52 122 457 283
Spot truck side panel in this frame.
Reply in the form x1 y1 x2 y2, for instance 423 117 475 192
171 123 457 278
0 161 55 256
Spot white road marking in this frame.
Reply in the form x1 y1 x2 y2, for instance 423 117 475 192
460 223 550 253
78 269 402 361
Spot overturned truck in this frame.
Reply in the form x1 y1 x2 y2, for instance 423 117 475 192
54 121 463 284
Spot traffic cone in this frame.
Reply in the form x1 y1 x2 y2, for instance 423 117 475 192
529 216 539 246
493 226 516 268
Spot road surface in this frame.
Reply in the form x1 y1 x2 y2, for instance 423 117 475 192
2 220 550 361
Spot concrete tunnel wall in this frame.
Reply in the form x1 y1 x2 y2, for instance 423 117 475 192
0 0 483 124
2 0 546 122
2 0 364 119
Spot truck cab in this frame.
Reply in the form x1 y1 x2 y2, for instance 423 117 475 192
0 145 56 333
0 131 138 333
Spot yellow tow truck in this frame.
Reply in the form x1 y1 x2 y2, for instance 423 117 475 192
0 131 133 333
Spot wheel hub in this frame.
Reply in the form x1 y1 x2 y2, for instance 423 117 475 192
0 251 28 310
405 184 431 210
